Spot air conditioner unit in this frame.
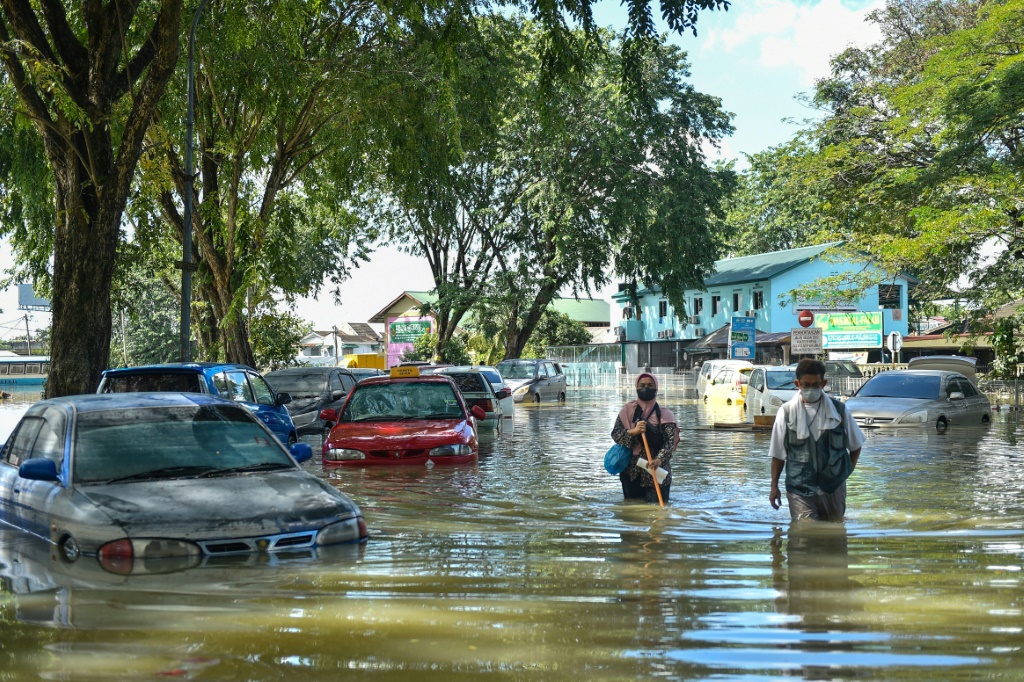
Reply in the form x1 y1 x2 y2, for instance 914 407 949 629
745 310 756 316
666 329 675 338
694 328 706 337
688 316 700 325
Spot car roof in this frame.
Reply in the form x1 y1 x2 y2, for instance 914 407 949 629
265 367 349 376
357 375 457 386
39 392 234 413
102 362 254 376
869 369 955 378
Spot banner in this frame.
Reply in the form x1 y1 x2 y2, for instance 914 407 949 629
729 316 756 359
389 319 432 344
815 311 883 349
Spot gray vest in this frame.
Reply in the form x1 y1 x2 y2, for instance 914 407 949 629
784 398 853 496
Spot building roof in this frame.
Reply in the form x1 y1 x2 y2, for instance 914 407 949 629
306 323 382 345
704 243 838 287
548 297 610 324
369 291 437 323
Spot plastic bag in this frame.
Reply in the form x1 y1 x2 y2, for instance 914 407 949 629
604 443 633 475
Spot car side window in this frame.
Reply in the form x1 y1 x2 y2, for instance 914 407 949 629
224 371 255 403
212 371 231 396
552 362 563 376
2 416 43 467
31 408 68 465
751 370 763 391
960 379 979 397
248 373 276 406
338 373 356 393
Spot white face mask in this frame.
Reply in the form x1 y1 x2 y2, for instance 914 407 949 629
800 387 823 403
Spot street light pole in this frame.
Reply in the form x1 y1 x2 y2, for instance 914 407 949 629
179 0 210 362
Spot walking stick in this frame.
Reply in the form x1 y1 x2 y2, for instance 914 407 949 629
641 432 665 508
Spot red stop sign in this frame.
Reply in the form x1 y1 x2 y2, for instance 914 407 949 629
798 310 815 328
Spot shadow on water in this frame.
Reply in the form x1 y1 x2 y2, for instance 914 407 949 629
1 388 1023 679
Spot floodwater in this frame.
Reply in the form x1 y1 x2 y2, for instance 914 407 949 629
1 386 1023 680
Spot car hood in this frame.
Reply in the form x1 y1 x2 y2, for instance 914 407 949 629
328 419 472 449
78 471 359 537
504 378 534 390
287 396 323 414
845 396 931 419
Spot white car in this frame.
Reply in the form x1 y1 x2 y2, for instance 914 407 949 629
696 359 753 400
436 365 514 422
744 365 798 418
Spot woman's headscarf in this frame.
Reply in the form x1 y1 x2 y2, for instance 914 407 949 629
617 373 677 435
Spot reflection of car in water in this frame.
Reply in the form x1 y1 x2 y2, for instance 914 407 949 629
845 370 991 429
0 528 364 629
0 393 367 574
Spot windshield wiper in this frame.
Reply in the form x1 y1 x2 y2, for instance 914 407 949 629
201 462 292 476
422 413 458 419
351 415 403 422
105 465 217 483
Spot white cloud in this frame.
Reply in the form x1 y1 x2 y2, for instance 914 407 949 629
701 0 884 84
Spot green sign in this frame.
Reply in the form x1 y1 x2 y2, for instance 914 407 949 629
390 320 431 344
815 312 883 349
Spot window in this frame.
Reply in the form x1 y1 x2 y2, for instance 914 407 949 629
2 416 43 467
32 408 68 465
879 283 902 309
712 295 721 316
659 300 668 318
753 290 764 310
249 373 276 406
733 292 741 311
222 371 255 403
338 373 356 393
693 298 704 314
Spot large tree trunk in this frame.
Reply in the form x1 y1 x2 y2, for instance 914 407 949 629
503 281 560 359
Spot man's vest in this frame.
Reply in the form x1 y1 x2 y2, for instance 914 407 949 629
784 398 853 496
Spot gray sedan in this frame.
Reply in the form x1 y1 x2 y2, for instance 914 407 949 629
845 370 991 429
0 393 367 574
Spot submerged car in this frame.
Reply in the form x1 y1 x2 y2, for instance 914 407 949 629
704 366 752 405
435 365 515 422
319 367 486 466
495 359 566 403
744 366 798 417
845 370 991 429
98 363 298 445
348 368 387 383
696 359 753 400
264 367 357 435
0 393 367 574
436 369 507 433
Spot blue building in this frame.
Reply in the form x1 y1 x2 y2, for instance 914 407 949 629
611 243 913 367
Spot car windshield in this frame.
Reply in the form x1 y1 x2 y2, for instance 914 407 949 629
446 372 490 395
340 381 463 421
497 362 536 380
73 404 294 484
766 370 797 390
264 373 326 399
856 374 941 400
101 373 203 393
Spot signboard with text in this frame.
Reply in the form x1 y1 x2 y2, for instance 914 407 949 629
729 316 756 359
791 327 823 355
815 311 883 349
386 316 433 368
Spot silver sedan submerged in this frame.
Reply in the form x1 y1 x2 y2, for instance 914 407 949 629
845 370 991 429
0 393 367 575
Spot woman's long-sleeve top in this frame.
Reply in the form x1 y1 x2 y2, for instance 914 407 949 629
610 417 678 487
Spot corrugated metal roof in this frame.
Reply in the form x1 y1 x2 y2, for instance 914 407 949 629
704 243 838 286
548 297 609 323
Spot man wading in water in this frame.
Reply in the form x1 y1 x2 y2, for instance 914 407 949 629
610 373 679 503
768 359 865 521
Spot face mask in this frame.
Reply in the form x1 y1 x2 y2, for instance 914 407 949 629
637 387 657 401
800 387 823 403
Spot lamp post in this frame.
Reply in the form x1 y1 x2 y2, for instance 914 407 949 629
179 0 210 362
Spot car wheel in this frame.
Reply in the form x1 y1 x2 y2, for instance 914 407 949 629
558 391 566 402
533 392 541 404
936 417 948 432
982 413 991 424
726 398 732 405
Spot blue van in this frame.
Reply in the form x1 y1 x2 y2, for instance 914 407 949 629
97 363 298 445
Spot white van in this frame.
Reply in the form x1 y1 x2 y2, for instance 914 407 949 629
696 359 754 399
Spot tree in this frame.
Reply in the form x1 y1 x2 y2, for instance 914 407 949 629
250 308 310 371
523 310 592 358
0 0 183 396
402 332 470 365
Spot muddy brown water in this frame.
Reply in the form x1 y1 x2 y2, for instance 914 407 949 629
1 387 1022 680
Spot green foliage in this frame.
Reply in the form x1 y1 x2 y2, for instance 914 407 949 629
109 255 182 367
250 309 312 372
402 332 471 365
991 316 1024 379
523 310 592 358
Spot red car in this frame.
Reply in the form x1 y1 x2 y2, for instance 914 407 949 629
319 367 486 466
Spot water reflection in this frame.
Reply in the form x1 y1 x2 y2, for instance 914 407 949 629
0 389 1022 679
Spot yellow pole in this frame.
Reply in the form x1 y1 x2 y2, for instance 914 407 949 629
641 432 665 508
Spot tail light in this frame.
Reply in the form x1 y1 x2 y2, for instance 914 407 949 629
98 539 133 575
472 399 494 412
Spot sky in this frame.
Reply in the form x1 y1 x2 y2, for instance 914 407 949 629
0 0 885 340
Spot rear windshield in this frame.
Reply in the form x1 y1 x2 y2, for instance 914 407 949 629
856 374 941 400
73 404 292 483
446 373 488 393
100 373 203 393
766 371 797 390
497 361 537 380
341 381 462 422
264 373 327 399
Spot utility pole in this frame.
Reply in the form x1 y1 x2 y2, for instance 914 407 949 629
24 315 31 356
333 326 339 366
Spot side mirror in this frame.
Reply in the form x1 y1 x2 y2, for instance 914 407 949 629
276 392 293 406
470 405 486 420
495 388 511 400
289 442 313 464
949 391 965 401
331 390 346 401
319 408 338 423
19 458 59 482
843 389 854 397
